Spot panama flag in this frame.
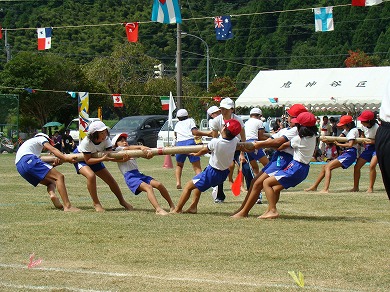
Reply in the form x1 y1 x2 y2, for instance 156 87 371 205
151 0 182 24
112 94 123 107
314 7 334 32
352 0 382 6
37 27 52 50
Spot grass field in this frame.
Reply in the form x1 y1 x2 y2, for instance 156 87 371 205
0 153 389 291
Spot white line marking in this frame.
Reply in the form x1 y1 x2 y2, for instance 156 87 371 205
0 281 111 292
0 263 363 292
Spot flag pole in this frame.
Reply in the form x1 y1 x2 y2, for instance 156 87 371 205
176 22 182 109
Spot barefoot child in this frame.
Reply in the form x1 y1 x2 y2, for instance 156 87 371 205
112 133 175 215
350 110 378 193
73 121 133 212
171 119 241 214
259 112 317 219
305 115 359 193
15 133 80 212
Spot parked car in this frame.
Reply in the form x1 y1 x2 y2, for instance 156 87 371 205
157 119 178 148
66 117 101 144
110 115 167 147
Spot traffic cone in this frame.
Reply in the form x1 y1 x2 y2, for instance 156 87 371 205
163 154 173 169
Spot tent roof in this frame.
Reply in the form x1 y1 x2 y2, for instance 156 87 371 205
236 67 390 111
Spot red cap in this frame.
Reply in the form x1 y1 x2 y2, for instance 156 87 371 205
337 115 353 127
357 110 375 122
286 104 307 117
224 119 242 136
291 112 316 127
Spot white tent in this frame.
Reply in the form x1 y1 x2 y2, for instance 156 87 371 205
235 67 390 111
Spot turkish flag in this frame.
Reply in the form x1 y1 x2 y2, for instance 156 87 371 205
125 22 139 42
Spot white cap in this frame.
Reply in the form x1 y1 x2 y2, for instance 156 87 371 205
176 109 188 118
220 98 234 109
111 133 128 146
250 108 262 115
207 106 220 116
88 120 107 134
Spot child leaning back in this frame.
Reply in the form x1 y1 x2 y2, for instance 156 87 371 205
112 133 175 215
171 119 242 214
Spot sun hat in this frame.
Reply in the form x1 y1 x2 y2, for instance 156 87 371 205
176 109 188 118
207 106 220 116
286 104 307 117
88 120 107 134
357 110 375 122
250 108 262 115
291 112 316 127
111 133 128 146
224 119 242 136
337 115 353 127
35 133 54 146
220 98 234 109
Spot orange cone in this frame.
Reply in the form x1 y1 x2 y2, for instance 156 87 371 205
163 154 173 169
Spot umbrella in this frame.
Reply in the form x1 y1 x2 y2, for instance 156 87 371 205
43 121 63 128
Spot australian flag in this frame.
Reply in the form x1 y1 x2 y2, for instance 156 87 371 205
214 15 233 40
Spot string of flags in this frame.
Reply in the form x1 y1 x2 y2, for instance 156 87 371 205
1 0 384 51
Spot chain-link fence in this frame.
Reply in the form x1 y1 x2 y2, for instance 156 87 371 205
0 94 19 152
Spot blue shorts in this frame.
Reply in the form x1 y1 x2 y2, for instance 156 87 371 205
338 148 358 169
176 139 201 163
274 160 310 190
73 148 106 173
124 169 153 195
246 139 266 161
16 154 52 187
262 151 293 176
193 165 230 192
359 144 376 162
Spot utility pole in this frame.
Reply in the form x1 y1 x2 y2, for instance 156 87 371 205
176 23 182 109
5 29 11 62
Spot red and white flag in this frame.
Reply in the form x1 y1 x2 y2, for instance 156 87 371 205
37 27 52 50
352 0 382 6
125 22 139 42
112 94 123 107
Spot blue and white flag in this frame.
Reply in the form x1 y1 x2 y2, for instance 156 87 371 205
314 7 334 32
214 15 233 40
151 0 182 24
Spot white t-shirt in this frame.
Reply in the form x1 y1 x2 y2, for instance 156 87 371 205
207 137 239 170
15 136 49 164
245 118 264 140
174 118 197 142
290 135 317 164
362 123 378 139
271 127 297 156
342 128 360 149
115 146 139 175
209 113 244 141
77 136 112 153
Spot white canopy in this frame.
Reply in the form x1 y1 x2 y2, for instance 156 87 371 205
236 67 390 111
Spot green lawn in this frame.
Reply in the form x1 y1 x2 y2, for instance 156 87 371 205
0 153 389 291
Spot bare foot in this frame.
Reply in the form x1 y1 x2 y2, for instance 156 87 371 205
50 197 63 209
176 185 182 189
94 204 105 212
366 188 373 193
231 212 248 219
170 206 176 212
63 206 81 212
304 187 317 192
241 186 247 192
121 201 134 211
258 210 279 219
170 209 182 214
349 188 359 192
184 207 197 214
318 189 329 193
156 209 169 215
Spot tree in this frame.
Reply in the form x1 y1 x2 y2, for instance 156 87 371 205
344 50 374 67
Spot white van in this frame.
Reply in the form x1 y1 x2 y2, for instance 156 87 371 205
156 119 178 148
66 118 101 144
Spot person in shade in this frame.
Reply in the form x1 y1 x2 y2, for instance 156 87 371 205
15 133 80 212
